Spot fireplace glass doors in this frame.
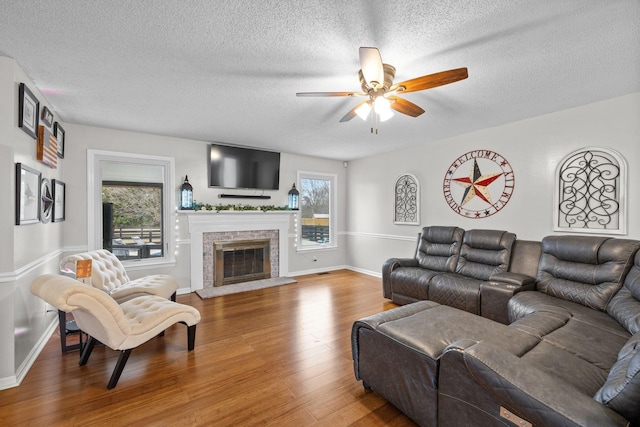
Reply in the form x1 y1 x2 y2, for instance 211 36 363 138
214 239 271 286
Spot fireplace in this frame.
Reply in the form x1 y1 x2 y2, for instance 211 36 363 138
186 211 293 292
214 239 271 286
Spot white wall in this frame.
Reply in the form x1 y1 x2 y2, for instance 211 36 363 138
0 57 63 388
60 124 348 287
346 93 640 274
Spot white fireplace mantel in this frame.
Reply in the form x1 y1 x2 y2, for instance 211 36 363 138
185 211 294 291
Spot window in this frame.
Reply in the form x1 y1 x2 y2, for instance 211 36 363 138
297 172 336 250
103 181 164 260
88 150 175 266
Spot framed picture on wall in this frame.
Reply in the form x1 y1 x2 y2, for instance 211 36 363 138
18 83 39 139
52 179 66 222
40 105 54 129
54 122 65 158
15 163 41 225
36 125 58 169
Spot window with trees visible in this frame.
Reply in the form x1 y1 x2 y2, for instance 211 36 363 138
87 150 175 266
103 182 164 260
298 172 336 249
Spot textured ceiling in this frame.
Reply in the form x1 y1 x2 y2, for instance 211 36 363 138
0 0 638 160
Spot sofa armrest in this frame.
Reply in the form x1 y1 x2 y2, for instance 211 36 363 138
438 340 629 427
382 257 419 299
489 271 536 287
480 274 536 324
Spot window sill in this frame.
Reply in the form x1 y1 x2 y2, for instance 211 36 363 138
121 257 176 272
296 245 337 253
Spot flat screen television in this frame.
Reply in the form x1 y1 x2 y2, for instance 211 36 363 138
208 143 280 190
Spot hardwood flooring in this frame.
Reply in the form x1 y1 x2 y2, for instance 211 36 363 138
0 270 417 426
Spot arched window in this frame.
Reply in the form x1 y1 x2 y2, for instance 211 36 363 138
554 147 626 234
394 173 420 225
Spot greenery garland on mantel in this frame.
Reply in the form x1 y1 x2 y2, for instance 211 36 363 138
191 202 292 213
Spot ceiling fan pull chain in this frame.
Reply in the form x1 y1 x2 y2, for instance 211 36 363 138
370 106 374 133
374 110 376 133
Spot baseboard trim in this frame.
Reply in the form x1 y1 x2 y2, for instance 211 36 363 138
0 317 57 391
288 265 381 278
346 266 381 278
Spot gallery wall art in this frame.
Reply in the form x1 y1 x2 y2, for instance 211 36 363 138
443 149 514 218
554 147 626 234
394 173 420 225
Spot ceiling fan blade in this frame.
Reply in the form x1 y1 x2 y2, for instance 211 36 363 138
296 91 362 97
359 47 384 87
388 96 425 117
392 67 468 93
339 101 369 122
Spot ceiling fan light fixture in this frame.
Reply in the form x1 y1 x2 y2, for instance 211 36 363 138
377 108 394 122
374 96 393 121
297 47 468 128
355 101 372 121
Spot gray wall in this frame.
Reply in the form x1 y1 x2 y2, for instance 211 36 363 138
345 93 640 274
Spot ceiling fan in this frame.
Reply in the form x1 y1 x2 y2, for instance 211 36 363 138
296 47 468 132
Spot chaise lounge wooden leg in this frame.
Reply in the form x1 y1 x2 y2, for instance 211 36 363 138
79 336 97 366
107 349 133 389
187 324 197 351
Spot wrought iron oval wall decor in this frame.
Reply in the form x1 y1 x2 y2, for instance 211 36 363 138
554 147 626 234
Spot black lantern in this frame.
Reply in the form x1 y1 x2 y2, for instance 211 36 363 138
179 175 194 210
288 183 299 210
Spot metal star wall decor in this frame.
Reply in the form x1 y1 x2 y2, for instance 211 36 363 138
443 150 514 218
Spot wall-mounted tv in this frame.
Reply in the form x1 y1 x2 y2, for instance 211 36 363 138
208 143 280 191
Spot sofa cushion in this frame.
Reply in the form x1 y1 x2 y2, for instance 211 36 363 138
607 250 640 335
415 226 464 272
455 229 515 280
508 295 629 396
372 304 538 360
594 333 640 425
536 236 640 311
429 274 482 314
509 291 630 338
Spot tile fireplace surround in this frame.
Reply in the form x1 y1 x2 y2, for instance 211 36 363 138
186 211 294 291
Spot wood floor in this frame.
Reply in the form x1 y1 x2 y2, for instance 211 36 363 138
0 270 417 426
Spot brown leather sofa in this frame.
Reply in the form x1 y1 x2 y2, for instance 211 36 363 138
353 233 640 426
382 226 538 323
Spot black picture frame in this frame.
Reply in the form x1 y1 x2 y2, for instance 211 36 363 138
18 83 39 139
52 179 66 222
54 122 65 158
15 163 41 225
41 106 54 128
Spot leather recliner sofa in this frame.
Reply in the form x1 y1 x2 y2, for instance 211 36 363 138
353 233 640 426
383 226 537 323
